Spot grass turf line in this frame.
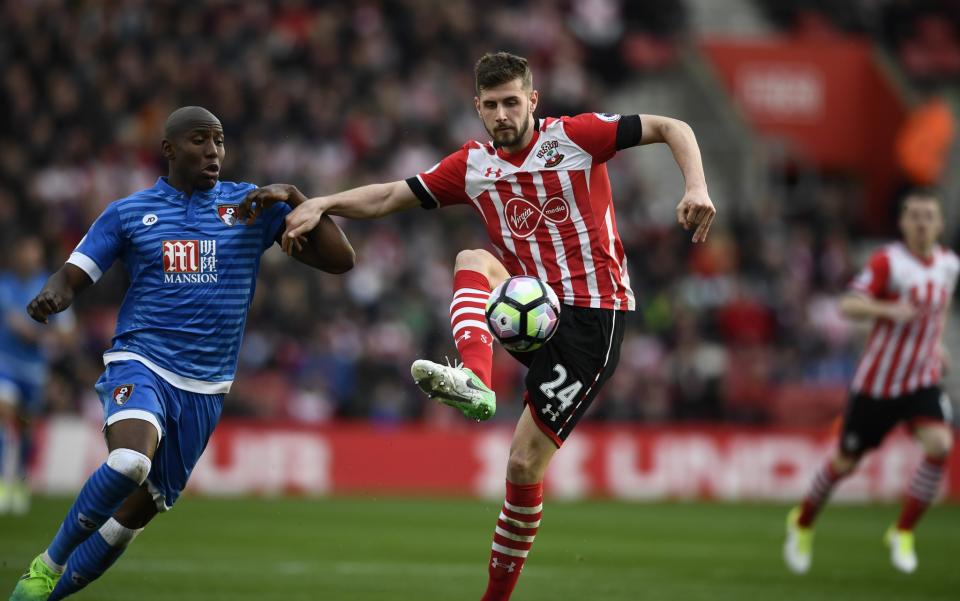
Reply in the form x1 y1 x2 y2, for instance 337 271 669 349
2 497 958 600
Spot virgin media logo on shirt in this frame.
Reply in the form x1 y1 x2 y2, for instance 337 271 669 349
505 196 569 238
162 240 218 283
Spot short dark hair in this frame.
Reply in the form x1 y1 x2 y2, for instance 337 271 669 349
899 188 941 214
475 52 532 93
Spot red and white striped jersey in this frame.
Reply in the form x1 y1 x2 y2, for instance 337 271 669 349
408 113 638 311
849 242 959 398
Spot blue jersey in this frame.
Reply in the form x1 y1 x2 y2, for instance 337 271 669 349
68 177 289 394
0 271 51 387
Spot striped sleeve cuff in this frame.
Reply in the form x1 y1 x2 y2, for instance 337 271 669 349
405 176 439 210
67 252 103 283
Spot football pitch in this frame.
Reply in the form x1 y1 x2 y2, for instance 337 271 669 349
2 497 958 600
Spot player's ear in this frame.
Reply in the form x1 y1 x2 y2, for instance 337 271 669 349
161 139 175 161
528 89 538 113
474 96 481 118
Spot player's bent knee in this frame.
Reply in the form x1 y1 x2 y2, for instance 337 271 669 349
922 428 953 459
507 451 547 484
455 248 492 271
831 453 860 475
106 448 152 485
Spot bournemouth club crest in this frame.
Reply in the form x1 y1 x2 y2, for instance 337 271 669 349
217 204 239 227
113 384 134 406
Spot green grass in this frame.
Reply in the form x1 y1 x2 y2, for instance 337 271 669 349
2 497 958 600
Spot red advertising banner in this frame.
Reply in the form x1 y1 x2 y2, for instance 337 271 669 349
31 418 959 502
701 38 906 231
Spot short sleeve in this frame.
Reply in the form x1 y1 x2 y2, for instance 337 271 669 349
562 113 642 163
67 203 125 283
263 202 292 252
406 145 471 210
849 251 890 298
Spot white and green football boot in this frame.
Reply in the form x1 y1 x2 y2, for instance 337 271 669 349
410 359 496 421
783 506 814 574
885 526 918 574
9 555 61 601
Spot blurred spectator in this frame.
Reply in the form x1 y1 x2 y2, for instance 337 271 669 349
896 91 956 187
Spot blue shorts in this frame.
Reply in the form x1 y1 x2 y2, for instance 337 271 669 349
95 360 223 511
0 371 44 414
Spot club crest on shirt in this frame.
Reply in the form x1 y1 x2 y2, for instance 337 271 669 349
217 204 240 226
537 139 564 168
113 384 134 405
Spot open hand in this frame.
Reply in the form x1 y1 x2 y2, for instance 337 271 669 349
281 197 327 255
676 189 716 243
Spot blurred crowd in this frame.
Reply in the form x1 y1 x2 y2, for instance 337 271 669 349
759 0 960 83
0 1 955 427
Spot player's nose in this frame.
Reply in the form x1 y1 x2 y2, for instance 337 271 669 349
203 139 219 158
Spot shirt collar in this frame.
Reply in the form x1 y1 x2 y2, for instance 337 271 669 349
154 177 222 201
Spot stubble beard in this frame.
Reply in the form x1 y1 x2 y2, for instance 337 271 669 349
490 115 530 149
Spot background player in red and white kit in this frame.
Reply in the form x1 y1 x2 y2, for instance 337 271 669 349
244 51 715 600
784 190 958 575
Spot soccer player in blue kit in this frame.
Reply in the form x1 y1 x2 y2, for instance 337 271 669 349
9 106 356 601
0 236 75 515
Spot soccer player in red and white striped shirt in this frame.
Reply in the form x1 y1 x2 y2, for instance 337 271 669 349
279 52 715 599
785 191 958 575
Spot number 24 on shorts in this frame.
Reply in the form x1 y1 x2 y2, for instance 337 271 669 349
539 364 583 422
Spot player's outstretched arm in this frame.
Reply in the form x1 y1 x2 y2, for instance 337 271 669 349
839 291 918 322
639 114 716 243
26 264 92 324
238 184 356 273
280 180 419 254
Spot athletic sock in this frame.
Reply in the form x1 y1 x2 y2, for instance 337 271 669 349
481 480 543 601
798 461 846 528
1 421 18 485
45 461 142 566
49 518 142 601
450 269 494 387
896 455 947 531
18 426 32 481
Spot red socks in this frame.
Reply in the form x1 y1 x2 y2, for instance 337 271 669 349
798 462 846 528
450 270 493 387
897 455 947 530
482 480 543 601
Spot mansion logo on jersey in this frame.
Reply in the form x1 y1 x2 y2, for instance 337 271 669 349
162 240 218 284
505 196 570 238
536 139 565 168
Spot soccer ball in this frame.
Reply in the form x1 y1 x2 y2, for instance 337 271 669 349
485 275 561 352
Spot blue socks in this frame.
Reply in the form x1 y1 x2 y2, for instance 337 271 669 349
45 462 141 565
49 519 141 600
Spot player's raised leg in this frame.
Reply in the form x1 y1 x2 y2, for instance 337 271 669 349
10 419 157 601
482 406 555 601
411 249 507 420
886 421 953 573
784 452 858 574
